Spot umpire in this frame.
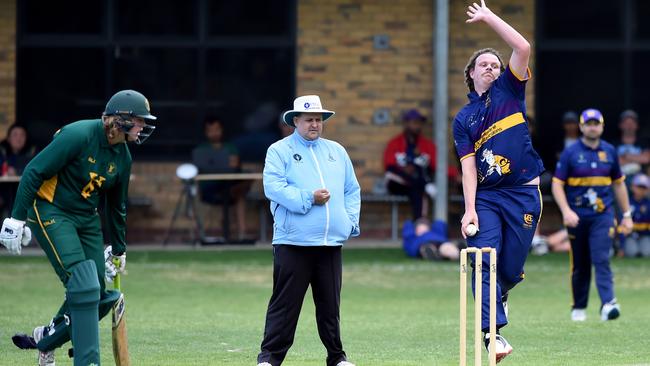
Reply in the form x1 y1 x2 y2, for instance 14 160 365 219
257 95 360 366
551 108 633 322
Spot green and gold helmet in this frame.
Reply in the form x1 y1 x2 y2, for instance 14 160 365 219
104 90 156 144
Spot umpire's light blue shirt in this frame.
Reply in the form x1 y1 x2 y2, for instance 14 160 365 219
263 130 361 246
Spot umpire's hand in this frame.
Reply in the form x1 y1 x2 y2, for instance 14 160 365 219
313 189 331 205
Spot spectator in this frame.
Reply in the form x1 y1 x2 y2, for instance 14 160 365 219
278 118 294 138
0 124 37 216
615 110 650 178
383 108 458 220
192 116 251 239
557 111 581 157
402 218 460 261
546 228 571 253
624 173 650 257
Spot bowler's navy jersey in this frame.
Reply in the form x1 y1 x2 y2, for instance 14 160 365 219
453 66 544 189
553 139 624 218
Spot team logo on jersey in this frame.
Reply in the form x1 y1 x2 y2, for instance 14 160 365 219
480 149 511 179
293 153 302 163
328 153 336 162
584 188 605 212
598 151 608 162
107 163 117 176
81 172 106 199
87 156 96 164
523 214 534 229
640 205 646 214
577 153 586 163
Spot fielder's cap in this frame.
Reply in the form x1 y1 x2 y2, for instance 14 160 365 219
282 95 335 127
580 108 604 124
402 109 426 122
632 173 650 189
562 111 579 124
619 109 639 122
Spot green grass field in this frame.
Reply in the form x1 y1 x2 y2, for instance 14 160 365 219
1 248 649 365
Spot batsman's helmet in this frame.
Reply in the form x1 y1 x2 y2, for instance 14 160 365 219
104 90 156 144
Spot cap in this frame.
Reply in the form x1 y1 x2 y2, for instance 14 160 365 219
619 109 638 122
402 109 426 122
562 111 579 124
632 174 650 189
579 108 604 124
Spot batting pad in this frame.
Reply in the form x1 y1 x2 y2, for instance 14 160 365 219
67 260 100 366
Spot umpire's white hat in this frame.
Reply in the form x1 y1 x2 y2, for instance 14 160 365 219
282 95 335 127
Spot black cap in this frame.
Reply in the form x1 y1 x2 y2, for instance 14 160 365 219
562 111 579 124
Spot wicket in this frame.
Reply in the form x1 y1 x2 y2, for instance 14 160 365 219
459 247 497 366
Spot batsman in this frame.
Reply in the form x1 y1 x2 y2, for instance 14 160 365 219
0 90 156 366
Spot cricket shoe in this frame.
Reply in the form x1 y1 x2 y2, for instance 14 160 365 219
600 299 621 321
33 326 55 366
257 363 272 366
484 333 513 363
571 308 587 321
336 361 356 366
11 332 37 349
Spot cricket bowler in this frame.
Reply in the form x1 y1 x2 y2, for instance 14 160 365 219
452 1 544 362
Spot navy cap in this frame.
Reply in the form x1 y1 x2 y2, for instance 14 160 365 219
402 109 426 122
580 108 604 124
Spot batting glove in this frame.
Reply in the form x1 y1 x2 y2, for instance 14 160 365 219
105 245 127 272
0 218 32 255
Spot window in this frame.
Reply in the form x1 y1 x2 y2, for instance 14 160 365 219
116 0 196 37
208 0 292 36
22 0 103 35
17 0 296 160
535 0 649 167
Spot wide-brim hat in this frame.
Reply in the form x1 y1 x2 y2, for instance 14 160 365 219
282 95 335 127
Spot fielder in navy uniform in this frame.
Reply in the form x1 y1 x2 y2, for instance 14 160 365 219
452 1 544 361
552 108 633 322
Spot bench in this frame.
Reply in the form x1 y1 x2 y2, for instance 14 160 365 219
248 192 424 241
361 194 408 240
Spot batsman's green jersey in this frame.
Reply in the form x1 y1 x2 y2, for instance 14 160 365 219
12 119 131 254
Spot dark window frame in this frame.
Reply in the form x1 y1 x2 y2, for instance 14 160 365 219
16 0 297 161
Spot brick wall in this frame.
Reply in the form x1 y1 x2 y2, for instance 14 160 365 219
1 0 538 242
296 0 535 190
0 0 15 138
296 0 535 236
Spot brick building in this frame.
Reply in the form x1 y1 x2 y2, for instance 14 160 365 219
5 0 647 242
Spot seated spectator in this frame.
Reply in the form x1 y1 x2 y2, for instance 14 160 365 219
0 124 37 216
278 118 294 139
402 218 460 261
192 116 251 239
615 110 650 179
557 111 580 157
383 109 458 220
623 173 650 257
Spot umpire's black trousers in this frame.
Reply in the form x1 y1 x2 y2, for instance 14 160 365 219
258 244 347 366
